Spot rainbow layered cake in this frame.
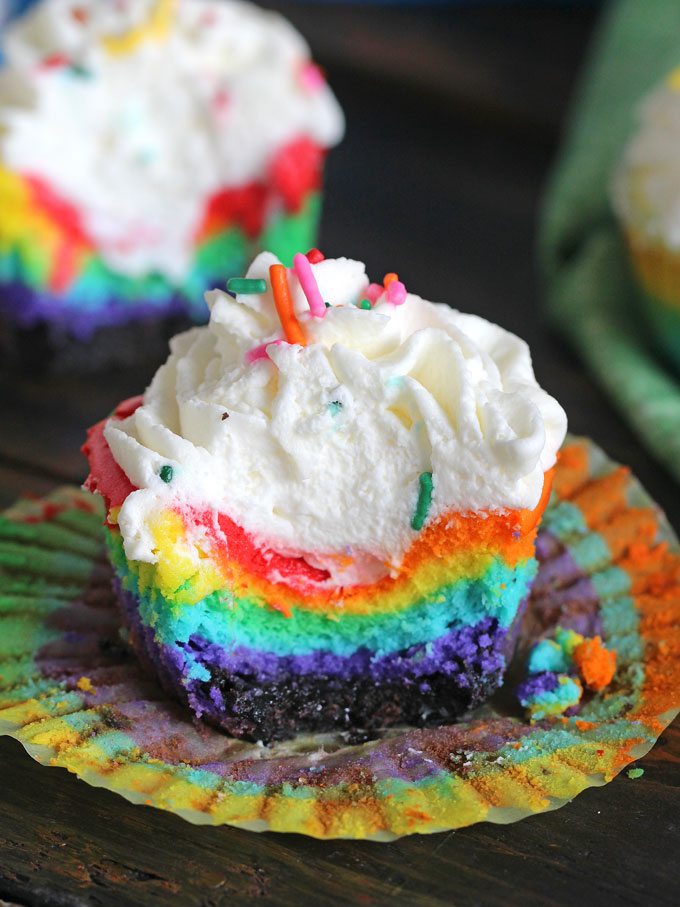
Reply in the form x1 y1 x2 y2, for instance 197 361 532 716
0 0 343 369
83 250 567 742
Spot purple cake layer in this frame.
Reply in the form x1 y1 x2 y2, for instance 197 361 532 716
530 530 603 639
516 670 560 701
116 580 525 743
0 279 194 340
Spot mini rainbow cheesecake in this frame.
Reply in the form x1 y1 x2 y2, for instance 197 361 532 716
83 250 568 741
0 0 343 368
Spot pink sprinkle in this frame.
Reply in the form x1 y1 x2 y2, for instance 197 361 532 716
366 283 384 304
245 339 282 364
387 280 407 305
293 252 326 318
300 62 325 93
213 89 230 112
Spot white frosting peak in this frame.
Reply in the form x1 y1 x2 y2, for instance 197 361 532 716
104 254 567 583
0 0 344 278
613 71 680 247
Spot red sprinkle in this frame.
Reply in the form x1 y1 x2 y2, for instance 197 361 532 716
71 7 88 24
306 248 325 264
40 54 70 70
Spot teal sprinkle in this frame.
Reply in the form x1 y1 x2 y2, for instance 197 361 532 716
70 64 92 78
159 465 174 484
325 301 331 308
358 299 372 310
227 278 267 295
411 472 434 531
627 767 644 779
327 401 343 416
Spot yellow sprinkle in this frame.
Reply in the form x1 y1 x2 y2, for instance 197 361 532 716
667 66 680 91
102 0 176 57
76 676 95 693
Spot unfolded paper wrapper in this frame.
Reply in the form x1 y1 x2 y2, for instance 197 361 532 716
0 436 678 841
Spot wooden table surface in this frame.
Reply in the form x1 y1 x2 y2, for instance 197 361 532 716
1 5 678 906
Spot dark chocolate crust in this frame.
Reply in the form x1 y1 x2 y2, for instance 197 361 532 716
0 311 192 375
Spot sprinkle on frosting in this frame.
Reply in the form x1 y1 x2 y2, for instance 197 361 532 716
306 248 325 264
293 252 326 317
228 278 267 295
366 283 384 303
270 263 306 345
159 465 174 484
244 339 282 364
411 472 434 532
388 281 407 306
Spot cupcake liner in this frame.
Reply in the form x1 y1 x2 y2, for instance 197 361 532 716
624 229 680 306
622 228 680 371
0 435 679 841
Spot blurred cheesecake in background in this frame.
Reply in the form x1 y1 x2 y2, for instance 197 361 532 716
0 0 344 371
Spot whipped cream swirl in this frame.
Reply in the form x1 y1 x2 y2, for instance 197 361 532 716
0 0 344 279
613 70 680 247
104 253 567 584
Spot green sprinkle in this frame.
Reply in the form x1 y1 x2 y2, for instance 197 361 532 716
627 767 644 779
325 301 331 308
358 299 372 310
70 64 92 78
159 465 174 484
327 400 343 416
411 472 434 531
227 278 267 295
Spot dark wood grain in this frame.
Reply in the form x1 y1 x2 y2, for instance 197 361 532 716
2 5 679 906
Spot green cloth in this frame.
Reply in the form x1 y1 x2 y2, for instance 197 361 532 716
540 0 680 482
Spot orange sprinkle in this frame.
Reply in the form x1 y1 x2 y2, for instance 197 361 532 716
573 637 617 692
383 272 399 286
269 264 306 346
268 600 293 619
